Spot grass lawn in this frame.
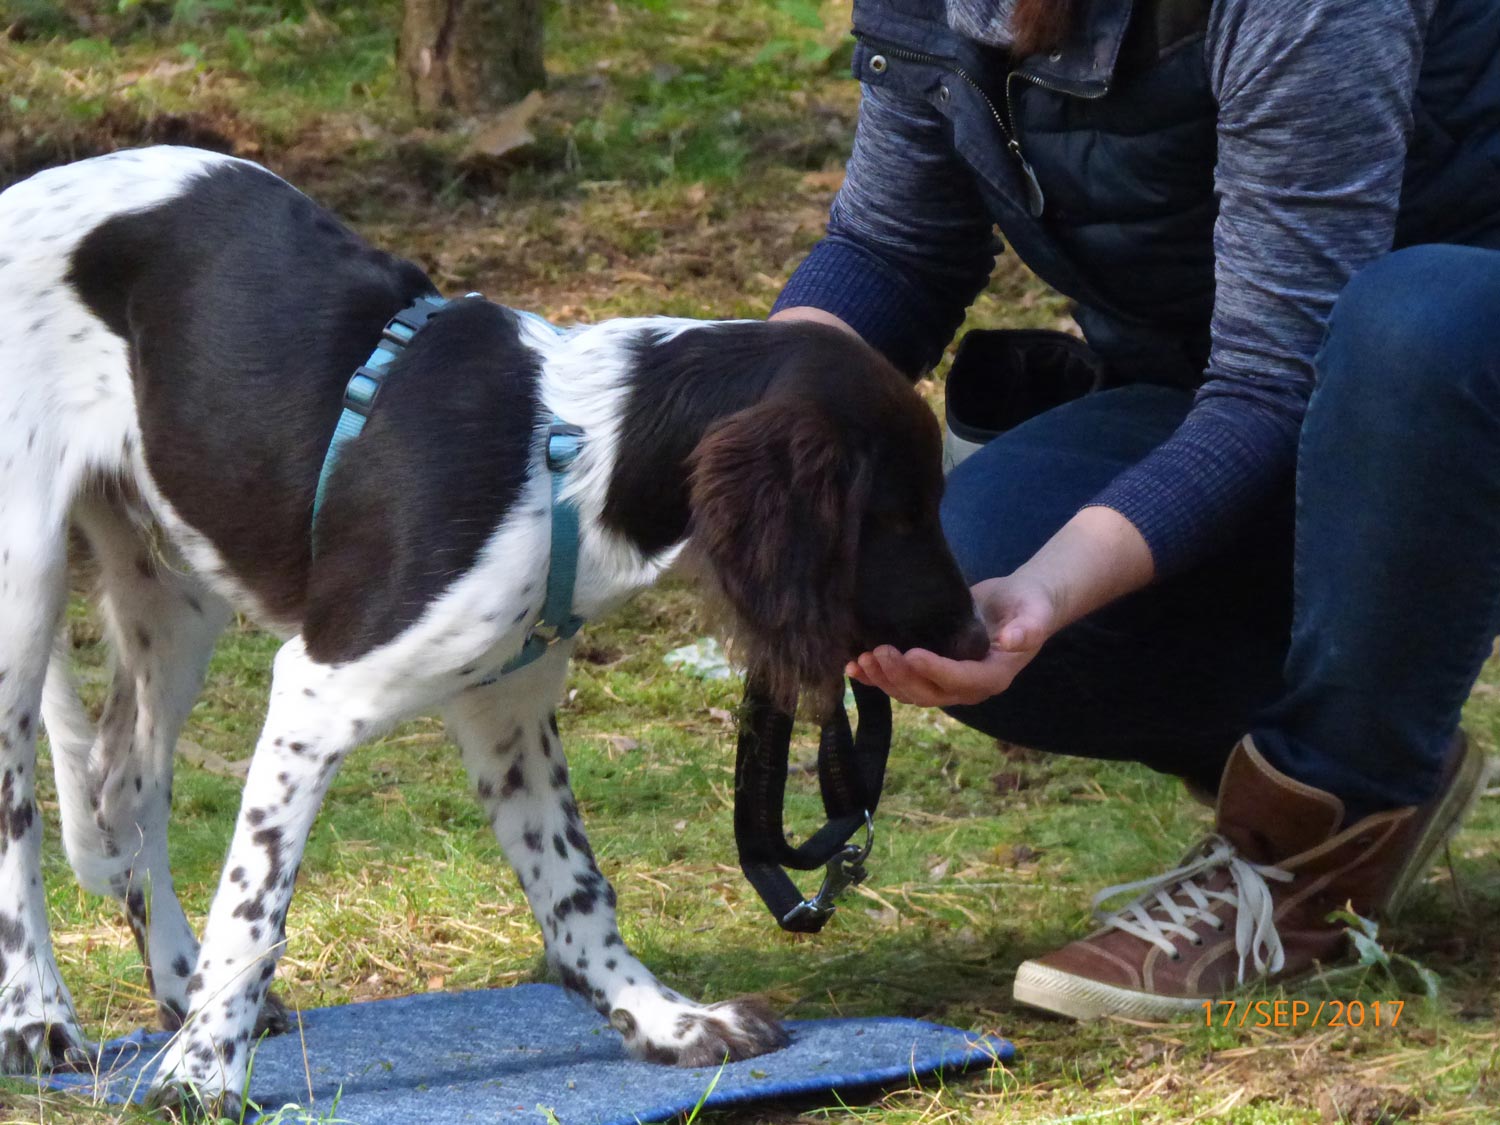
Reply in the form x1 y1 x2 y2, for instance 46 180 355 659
1 2 1497 1122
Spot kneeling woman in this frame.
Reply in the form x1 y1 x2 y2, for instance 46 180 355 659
773 0 1500 1017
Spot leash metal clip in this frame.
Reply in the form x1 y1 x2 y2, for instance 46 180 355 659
781 810 875 931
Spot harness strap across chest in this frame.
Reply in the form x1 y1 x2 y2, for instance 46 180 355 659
312 295 584 676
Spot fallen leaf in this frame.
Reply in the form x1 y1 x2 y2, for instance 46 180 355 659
178 739 249 780
611 269 662 286
463 89 545 161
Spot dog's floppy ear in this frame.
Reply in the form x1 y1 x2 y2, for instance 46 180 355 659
688 397 870 709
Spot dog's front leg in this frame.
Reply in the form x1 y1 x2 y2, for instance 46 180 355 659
446 669 788 1068
145 638 385 1119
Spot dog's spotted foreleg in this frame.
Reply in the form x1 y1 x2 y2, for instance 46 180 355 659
145 637 387 1117
0 528 92 1073
445 669 788 1068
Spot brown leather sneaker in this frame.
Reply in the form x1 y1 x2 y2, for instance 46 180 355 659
1013 734 1491 1021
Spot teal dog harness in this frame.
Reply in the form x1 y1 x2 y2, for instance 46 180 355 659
313 295 584 676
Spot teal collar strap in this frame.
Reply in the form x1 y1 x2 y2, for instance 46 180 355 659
314 295 585 678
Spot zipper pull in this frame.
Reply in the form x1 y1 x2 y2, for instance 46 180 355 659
1008 139 1046 217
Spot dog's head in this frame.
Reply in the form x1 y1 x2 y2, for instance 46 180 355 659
688 324 989 710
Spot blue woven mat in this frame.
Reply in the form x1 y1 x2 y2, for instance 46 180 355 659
41 985 1012 1124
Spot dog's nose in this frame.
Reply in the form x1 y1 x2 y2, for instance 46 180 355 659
950 616 992 663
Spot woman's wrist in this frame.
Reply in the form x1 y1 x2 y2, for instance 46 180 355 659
767 306 859 335
1012 505 1155 631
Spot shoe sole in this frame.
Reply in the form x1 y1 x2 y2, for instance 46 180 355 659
1012 961 1207 1021
1386 737 1494 916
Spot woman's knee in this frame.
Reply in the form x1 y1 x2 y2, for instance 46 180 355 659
1321 244 1500 409
940 442 1082 583
940 386 1191 583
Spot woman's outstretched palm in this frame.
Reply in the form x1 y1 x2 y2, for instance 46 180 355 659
847 574 1060 707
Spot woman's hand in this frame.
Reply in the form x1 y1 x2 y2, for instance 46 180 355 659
847 505 1157 709
846 572 1061 706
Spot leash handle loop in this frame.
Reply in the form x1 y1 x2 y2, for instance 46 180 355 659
734 679 892 933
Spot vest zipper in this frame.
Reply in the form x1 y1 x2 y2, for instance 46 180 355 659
862 39 1046 216
1000 72 1045 217
1002 67 1110 211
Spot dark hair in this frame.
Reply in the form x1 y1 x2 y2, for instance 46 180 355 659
1010 0 1076 57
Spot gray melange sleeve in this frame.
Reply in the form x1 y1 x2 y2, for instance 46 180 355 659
1089 0 1439 573
773 82 1000 375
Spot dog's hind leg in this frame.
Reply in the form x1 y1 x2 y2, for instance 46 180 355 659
0 510 92 1072
445 663 788 1067
50 499 244 1033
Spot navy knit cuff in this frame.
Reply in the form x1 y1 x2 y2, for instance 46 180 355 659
1086 402 1300 576
773 239 944 377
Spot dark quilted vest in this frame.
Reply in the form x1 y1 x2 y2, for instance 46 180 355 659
850 0 1500 387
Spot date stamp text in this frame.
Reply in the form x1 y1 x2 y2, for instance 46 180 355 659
1203 999 1404 1029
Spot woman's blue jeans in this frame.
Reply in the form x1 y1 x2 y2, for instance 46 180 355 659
940 243 1500 820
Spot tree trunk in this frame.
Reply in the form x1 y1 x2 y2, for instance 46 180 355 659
400 0 545 116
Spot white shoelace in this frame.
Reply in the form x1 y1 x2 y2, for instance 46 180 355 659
1092 835 1295 984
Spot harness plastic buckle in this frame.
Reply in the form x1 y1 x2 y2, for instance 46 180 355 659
342 366 387 419
386 295 448 338
546 422 586 471
780 811 875 931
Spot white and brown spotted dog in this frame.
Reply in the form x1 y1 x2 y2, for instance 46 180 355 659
0 146 987 1115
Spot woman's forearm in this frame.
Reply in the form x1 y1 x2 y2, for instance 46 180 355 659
1015 504 1156 631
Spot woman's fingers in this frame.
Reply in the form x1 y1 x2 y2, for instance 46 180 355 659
851 645 1023 708
861 648 945 706
841 574 1059 706
904 646 1020 703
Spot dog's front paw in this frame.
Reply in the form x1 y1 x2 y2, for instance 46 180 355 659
144 1081 242 1124
146 1032 246 1123
611 995 789 1067
0 1013 95 1074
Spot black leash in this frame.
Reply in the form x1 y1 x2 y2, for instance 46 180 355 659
733 677 892 933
